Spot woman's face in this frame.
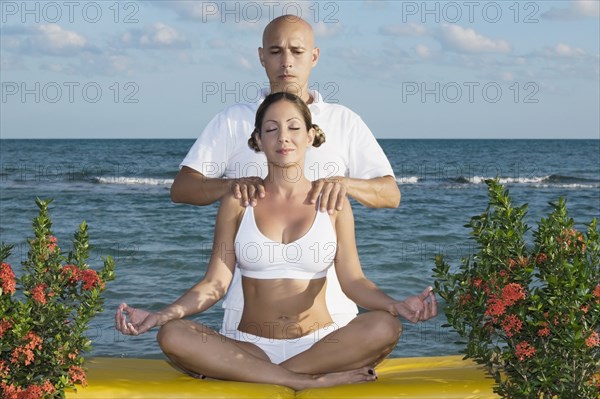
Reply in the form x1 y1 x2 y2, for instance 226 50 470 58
256 100 314 168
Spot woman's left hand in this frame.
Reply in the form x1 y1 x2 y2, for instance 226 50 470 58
393 287 438 323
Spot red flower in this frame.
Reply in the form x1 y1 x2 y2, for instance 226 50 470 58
460 292 473 305
30 284 48 305
501 283 526 306
0 359 9 378
0 318 12 339
80 269 104 290
62 264 81 284
485 297 506 318
0 262 16 295
537 327 550 337
11 331 43 366
47 235 58 252
593 284 600 299
537 322 550 337
535 252 548 264
585 331 599 348
40 380 56 395
21 383 44 399
501 314 523 337
580 304 590 314
0 382 22 399
68 365 88 386
515 341 536 361
11 345 34 366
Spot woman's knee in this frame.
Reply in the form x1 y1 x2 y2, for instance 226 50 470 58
365 311 403 345
157 320 186 354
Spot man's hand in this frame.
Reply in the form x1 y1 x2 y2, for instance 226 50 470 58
231 177 265 207
307 177 348 213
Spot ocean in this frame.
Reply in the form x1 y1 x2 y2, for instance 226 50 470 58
1 139 599 360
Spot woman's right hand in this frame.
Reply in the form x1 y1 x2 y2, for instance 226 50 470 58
115 303 161 336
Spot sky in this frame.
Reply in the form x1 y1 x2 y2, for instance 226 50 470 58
1 0 599 139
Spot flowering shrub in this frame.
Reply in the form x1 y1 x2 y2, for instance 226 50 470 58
433 179 599 399
1 199 115 398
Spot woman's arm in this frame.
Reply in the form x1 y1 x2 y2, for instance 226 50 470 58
157 194 242 321
333 198 436 323
115 195 242 335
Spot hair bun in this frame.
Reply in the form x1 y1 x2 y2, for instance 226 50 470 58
248 128 261 152
312 124 326 148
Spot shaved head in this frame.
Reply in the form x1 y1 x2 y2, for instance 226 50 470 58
262 15 315 48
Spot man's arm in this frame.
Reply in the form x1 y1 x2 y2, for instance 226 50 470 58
171 167 229 206
347 175 400 208
308 175 400 211
171 166 265 207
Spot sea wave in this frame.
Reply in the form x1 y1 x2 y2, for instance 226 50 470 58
395 174 600 188
92 177 174 186
396 176 421 184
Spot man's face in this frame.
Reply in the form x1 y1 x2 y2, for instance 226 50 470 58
259 20 319 99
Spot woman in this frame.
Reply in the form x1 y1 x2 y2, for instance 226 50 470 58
115 92 437 390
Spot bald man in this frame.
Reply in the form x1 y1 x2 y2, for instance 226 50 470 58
171 15 400 338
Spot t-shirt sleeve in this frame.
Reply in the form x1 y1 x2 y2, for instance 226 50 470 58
348 115 396 180
179 111 231 178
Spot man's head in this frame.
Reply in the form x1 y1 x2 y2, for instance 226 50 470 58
258 15 320 103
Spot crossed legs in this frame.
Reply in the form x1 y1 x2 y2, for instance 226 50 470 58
156 310 402 390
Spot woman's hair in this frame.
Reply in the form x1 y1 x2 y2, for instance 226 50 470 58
248 92 325 153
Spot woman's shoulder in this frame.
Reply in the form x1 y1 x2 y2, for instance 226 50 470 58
218 193 246 219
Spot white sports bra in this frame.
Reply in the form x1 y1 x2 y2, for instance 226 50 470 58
234 205 337 280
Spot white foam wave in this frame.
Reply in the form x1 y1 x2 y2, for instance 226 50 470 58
396 176 420 184
467 176 550 184
94 177 173 186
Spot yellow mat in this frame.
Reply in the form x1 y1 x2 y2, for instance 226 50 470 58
66 355 498 399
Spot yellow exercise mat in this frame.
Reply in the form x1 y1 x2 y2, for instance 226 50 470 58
66 355 498 399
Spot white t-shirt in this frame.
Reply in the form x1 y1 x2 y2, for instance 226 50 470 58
180 89 395 327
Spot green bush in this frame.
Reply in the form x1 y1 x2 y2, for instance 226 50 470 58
1 199 115 398
433 179 599 398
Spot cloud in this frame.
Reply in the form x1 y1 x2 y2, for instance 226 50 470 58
313 21 343 38
437 24 511 54
36 24 86 52
120 23 189 49
543 0 600 19
415 44 432 58
1 24 94 56
150 1 220 22
380 23 427 37
548 43 586 57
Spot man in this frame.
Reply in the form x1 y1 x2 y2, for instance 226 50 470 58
171 15 400 338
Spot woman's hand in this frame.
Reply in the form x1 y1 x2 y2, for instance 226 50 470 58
115 303 162 336
392 287 438 323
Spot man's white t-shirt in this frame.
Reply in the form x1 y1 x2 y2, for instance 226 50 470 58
180 89 395 334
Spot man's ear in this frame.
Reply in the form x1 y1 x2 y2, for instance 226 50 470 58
312 47 320 67
258 47 265 66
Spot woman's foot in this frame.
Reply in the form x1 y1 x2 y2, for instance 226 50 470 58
292 367 377 391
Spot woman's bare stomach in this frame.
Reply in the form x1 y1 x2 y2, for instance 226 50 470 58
238 277 334 339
